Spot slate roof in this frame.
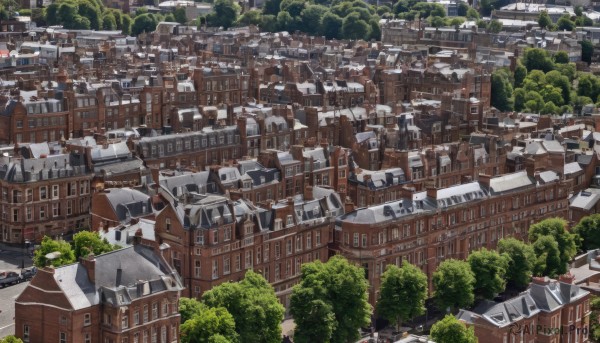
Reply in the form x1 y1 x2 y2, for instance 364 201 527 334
569 189 600 211
487 171 535 195
104 188 153 223
49 245 183 310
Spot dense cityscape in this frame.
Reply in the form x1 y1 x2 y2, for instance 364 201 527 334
2 0 600 342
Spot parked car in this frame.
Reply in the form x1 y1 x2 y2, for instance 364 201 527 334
0 271 22 288
20 267 37 281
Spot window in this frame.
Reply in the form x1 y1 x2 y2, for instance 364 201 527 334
286 239 292 255
26 189 32 202
306 233 312 249
361 234 367 248
275 242 281 259
152 303 158 320
162 302 168 316
53 203 59 217
59 332 66 343
264 244 270 262
224 227 231 241
223 256 230 274
296 235 302 251
122 315 129 329
134 311 139 325
52 185 59 199
212 260 218 279
316 231 321 246
353 233 359 247
13 209 19 222
85 333 91 343
23 325 29 342
143 304 149 323
165 218 171 232
235 254 241 271
84 313 91 326
195 260 201 277
245 250 253 269
26 207 32 221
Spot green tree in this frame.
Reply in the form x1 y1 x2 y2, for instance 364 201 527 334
466 7 479 20
538 10 551 29
73 231 117 260
206 0 239 29
300 4 326 35
514 62 527 88
279 0 305 17
513 88 526 111
164 13 176 22
529 218 578 275
573 214 600 252
180 305 238 343
430 16 445 28
554 51 570 64
78 0 101 30
498 237 535 289
173 6 187 24
369 17 381 40
290 256 371 343
179 297 205 323
491 69 514 112
131 13 158 35
260 14 278 32
377 263 427 331
262 0 282 15
237 9 262 26
102 12 117 30
522 48 554 73
486 19 503 33
203 271 284 343
121 14 132 35
342 12 370 40
433 259 475 312
581 40 594 64
468 248 509 299
0 336 23 343
321 12 343 39
557 14 575 31
533 235 563 277
541 101 559 115
33 236 76 268
430 314 477 343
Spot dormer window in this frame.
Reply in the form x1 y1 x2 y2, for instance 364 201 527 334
286 215 294 226
165 218 171 232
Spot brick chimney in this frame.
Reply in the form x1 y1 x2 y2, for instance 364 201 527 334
426 187 438 199
478 174 491 188
532 276 549 285
81 254 96 283
559 273 575 285
304 185 313 201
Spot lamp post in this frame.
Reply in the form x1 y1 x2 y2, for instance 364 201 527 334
21 239 29 269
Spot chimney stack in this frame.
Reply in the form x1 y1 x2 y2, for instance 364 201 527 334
81 254 96 283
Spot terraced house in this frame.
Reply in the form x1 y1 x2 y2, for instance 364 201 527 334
333 169 572 305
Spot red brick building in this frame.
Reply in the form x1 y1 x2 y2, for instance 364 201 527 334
15 243 184 343
333 170 572 305
0 142 93 244
458 275 591 343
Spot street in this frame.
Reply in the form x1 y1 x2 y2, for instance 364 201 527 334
0 281 28 338
0 247 33 338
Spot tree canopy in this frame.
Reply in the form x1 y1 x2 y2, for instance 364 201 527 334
497 237 536 289
430 314 477 343
573 214 600 252
529 218 578 276
290 255 371 343
202 270 284 343
467 248 509 299
33 236 76 267
432 259 475 312
377 262 428 331
180 304 238 343
491 69 514 112
73 231 117 260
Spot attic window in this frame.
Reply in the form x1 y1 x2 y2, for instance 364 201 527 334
490 313 505 323
286 215 294 226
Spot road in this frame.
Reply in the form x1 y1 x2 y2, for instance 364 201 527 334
0 247 33 338
0 281 27 338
